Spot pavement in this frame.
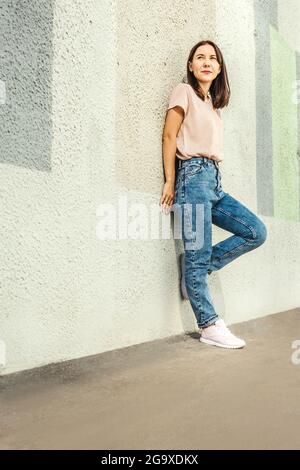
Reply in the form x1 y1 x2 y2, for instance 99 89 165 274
0 308 299 450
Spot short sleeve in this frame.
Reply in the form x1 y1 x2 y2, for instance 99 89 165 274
167 83 189 115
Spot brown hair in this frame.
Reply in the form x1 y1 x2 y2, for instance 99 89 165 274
186 40 230 109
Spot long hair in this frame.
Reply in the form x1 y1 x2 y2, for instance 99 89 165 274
186 40 230 109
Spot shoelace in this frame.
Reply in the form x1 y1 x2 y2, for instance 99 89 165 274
214 321 235 338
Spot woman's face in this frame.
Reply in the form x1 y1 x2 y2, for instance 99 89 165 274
188 44 221 87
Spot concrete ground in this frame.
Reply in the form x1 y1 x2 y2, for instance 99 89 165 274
0 308 300 450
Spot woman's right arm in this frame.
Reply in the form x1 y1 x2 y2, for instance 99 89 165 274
160 106 184 214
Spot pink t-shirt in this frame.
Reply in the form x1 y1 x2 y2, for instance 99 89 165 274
167 83 223 162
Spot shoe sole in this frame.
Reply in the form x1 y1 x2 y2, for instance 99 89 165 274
200 337 246 349
180 253 189 300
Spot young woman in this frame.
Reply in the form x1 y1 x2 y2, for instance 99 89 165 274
160 40 267 349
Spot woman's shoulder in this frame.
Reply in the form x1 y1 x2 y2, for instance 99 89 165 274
169 82 192 101
172 82 190 92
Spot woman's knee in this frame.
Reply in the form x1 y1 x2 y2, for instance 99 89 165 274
253 219 267 246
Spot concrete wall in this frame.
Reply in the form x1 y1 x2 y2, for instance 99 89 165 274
0 0 299 375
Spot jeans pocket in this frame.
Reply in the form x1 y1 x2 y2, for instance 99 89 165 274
184 161 205 180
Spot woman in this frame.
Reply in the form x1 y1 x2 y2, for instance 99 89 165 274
160 40 267 349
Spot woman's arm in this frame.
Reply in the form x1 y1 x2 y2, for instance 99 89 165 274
160 106 184 213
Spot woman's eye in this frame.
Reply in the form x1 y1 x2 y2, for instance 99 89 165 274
197 57 217 60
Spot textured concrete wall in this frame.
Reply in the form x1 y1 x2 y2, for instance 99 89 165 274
0 0 54 171
0 0 300 375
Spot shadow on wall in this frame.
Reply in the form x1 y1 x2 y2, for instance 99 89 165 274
254 0 300 222
0 0 54 172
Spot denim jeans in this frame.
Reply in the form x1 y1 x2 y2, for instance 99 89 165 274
174 156 267 328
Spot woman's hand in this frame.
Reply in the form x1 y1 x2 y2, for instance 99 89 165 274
160 181 175 215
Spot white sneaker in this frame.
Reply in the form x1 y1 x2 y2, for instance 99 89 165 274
200 319 246 349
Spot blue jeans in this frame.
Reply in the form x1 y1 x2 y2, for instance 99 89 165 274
174 156 267 328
